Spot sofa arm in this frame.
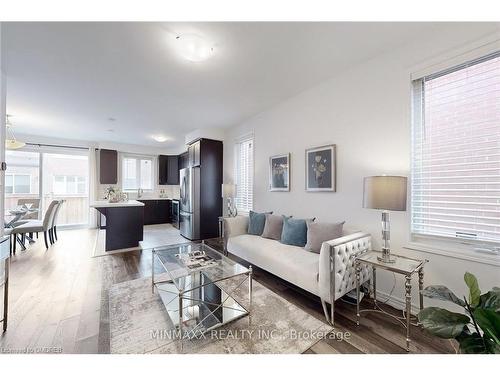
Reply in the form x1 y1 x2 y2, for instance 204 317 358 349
222 216 248 255
318 232 372 302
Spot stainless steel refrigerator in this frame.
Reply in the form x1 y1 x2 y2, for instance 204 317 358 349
179 167 200 240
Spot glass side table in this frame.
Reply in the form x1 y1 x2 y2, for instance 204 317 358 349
355 250 428 352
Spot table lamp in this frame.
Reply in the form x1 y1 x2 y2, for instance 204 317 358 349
363 176 407 263
222 183 237 217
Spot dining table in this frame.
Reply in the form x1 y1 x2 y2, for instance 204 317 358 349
4 205 40 250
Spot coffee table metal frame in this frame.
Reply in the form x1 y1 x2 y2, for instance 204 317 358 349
152 241 252 343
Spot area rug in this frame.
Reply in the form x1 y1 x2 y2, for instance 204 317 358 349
109 275 332 354
92 224 187 257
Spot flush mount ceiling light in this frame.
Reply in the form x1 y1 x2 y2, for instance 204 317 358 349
174 34 214 62
153 135 168 143
5 114 26 150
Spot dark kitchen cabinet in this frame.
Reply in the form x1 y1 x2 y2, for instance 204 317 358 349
159 155 180 185
138 199 171 225
99 149 117 184
179 151 189 170
155 200 171 223
188 140 201 167
158 155 168 185
166 155 179 185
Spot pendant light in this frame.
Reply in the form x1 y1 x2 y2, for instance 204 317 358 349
5 114 26 150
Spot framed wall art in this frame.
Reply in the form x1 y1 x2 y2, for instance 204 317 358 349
305 144 336 192
269 153 290 191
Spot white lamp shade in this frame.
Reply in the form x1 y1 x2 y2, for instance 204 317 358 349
221 183 236 198
363 176 407 211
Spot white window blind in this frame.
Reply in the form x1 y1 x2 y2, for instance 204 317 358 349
235 136 254 212
411 51 500 244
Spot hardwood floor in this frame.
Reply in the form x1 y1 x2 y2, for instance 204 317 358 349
0 229 455 354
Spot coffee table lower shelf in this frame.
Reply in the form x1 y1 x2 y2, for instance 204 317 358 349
154 276 251 339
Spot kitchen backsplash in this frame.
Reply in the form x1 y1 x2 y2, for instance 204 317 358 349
97 184 180 200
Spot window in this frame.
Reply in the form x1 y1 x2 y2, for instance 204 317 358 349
121 154 154 191
5 174 31 194
235 135 254 212
53 175 87 195
5 150 89 226
411 51 500 244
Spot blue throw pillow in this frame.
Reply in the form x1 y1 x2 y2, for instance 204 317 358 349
248 210 273 235
280 216 314 247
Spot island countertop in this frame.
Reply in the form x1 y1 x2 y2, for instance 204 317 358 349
90 200 145 208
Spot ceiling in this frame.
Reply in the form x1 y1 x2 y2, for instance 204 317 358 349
2 22 498 149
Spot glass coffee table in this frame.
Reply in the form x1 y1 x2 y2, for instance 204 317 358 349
152 241 252 340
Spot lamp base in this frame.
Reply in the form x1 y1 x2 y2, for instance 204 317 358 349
377 249 396 263
377 255 396 263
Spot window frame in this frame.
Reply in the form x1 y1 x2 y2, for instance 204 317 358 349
410 50 500 251
5 173 32 195
234 134 254 214
120 153 155 192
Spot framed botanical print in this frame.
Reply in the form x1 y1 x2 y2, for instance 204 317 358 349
305 144 336 192
269 153 290 191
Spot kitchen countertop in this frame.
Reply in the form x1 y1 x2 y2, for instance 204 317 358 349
136 197 173 200
90 200 145 208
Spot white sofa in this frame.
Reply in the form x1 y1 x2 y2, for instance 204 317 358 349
223 215 372 326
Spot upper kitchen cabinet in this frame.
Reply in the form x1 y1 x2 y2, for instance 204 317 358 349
158 155 167 184
99 149 118 184
159 155 180 185
188 140 201 167
179 151 189 170
167 155 180 185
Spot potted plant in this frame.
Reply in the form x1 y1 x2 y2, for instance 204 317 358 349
418 272 500 353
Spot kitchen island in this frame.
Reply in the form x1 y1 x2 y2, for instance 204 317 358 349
90 200 145 251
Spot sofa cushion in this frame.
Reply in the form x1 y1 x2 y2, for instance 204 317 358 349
228 234 320 296
280 216 314 247
248 210 272 235
261 214 288 240
305 221 345 253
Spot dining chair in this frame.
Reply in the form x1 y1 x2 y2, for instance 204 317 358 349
12 200 59 251
49 200 64 244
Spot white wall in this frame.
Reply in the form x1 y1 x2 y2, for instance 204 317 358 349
224 27 500 311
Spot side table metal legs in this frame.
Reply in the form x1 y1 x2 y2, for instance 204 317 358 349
418 268 424 310
405 275 412 352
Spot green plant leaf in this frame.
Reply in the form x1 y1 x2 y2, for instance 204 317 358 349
474 308 500 344
464 272 481 307
421 285 466 307
479 287 500 312
457 332 488 354
418 307 470 339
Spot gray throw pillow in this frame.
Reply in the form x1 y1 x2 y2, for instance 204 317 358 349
305 221 345 253
261 214 289 240
280 216 315 247
248 210 273 235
